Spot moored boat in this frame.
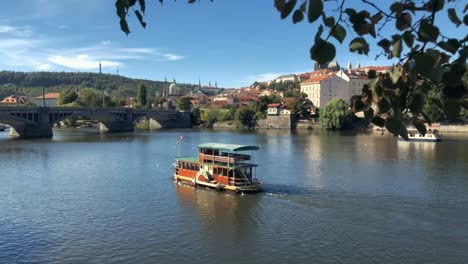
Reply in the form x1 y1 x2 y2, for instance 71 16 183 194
0 124 8 132
399 129 442 142
174 143 262 193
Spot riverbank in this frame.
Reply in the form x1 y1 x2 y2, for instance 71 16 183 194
373 123 468 133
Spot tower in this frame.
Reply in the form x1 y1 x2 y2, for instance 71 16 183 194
99 61 102 74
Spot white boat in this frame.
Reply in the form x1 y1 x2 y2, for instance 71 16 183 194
0 124 8 132
399 129 442 142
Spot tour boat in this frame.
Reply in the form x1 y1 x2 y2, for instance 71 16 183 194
174 143 262 193
399 129 442 142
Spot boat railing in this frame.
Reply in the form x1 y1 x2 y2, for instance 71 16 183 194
199 153 251 164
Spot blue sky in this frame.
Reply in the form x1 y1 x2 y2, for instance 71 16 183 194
0 0 462 88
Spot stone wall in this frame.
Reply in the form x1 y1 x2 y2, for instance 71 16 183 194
257 114 297 129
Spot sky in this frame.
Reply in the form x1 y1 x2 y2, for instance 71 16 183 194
0 0 463 88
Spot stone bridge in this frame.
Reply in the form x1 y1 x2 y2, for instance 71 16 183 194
0 107 192 138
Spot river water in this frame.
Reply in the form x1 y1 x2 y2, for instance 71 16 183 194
0 129 467 264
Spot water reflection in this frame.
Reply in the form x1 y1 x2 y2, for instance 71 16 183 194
175 184 261 240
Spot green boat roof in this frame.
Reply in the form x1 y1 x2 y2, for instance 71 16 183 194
198 143 259 152
175 156 199 163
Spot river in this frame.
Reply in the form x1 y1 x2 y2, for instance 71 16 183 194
1 129 467 264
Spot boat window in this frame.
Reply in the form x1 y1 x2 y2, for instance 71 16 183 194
213 168 217 175
228 170 234 177
213 150 219 156
223 168 228 176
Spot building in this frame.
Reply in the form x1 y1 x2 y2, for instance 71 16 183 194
0 95 32 106
267 103 283 115
335 70 370 98
300 74 349 108
34 93 60 107
271 74 297 84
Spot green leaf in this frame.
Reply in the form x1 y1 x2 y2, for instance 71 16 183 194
438 39 460 54
115 0 127 20
134 10 146 28
344 8 356 17
424 0 445 12
299 1 307 12
323 16 335 27
443 98 462 120
371 116 385 127
308 0 323 23
364 108 374 121
371 12 383 24
120 19 130 35
349 37 369 55
399 125 409 140
310 39 336 65
283 0 297 19
368 70 377 79
274 0 286 13
292 10 304 24
138 0 146 13
391 35 402 58
409 93 425 114
447 8 462 27
418 21 440 42
390 65 403 84
413 53 435 79
390 3 403 15
413 121 427 136
402 31 414 48
378 97 392 113
377 39 391 53
385 117 402 136
396 12 412 31
330 23 346 43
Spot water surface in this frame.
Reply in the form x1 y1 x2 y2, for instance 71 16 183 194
1 129 467 264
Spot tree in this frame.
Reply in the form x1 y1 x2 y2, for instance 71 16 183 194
77 88 99 107
137 84 147 108
319 98 350 130
200 108 219 128
176 96 193 111
191 107 201 126
293 93 314 119
234 107 256 129
116 0 467 139
57 90 78 106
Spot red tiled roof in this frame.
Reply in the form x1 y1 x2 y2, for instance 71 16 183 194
267 103 282 108
36 92 60 99
301 74 334 83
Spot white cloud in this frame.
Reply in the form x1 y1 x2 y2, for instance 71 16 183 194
0 25 32 37
48 55 121 70
0 22 184 72
164 53 184 61
243 72 286 83
100 40 111 46
36 64 52 70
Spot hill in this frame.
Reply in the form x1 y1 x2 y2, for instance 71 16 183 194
0 71 197 99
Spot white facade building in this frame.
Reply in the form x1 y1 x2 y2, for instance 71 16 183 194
300 74 349 108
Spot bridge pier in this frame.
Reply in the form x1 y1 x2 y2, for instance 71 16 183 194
99 120 134 133
8 108 53 139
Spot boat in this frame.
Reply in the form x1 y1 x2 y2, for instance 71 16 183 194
0 124 8 132
174 143 262 193
399 129 442 142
